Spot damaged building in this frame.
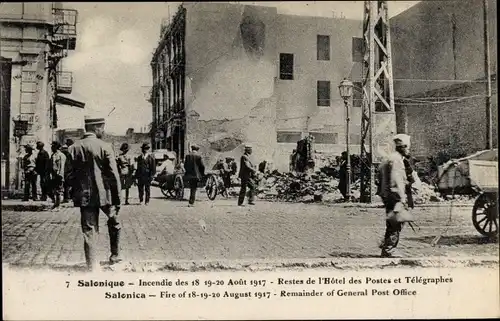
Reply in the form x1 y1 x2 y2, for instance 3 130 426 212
150 3 364 170
390 0 498 161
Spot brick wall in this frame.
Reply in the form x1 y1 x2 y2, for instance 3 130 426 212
397 78 498 161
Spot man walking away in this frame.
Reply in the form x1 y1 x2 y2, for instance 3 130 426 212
61 144 73 203
49 141 66 210
35 141 51 201
238 144 257 206
377 134 418 258
184 144 205 206
116 143 135 205
68 117 122 271
22 144 37 201
135 143 155 205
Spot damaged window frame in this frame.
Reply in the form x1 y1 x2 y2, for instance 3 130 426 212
279 53 294 80
317 80 331 107
317 35 330 61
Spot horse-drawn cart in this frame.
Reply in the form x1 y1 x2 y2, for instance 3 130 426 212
437 149 498 237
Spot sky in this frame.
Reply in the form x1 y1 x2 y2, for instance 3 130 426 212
62 1 420 135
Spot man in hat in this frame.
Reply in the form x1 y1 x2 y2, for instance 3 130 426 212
35 141 51 201
22 144 38 201
238 144 257 206
224 156 237 191
61 143 73 203
116 143 135 205
377 134 419 258
338 151 349 200
66 138 74 148
135 142 155 205
49 141 66 210
68 117 122 271
184 144 205 206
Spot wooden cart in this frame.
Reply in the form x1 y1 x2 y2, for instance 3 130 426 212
437 150 498 237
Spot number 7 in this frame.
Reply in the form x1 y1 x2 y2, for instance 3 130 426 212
66 281 70 288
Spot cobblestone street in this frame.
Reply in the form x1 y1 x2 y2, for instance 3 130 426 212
2 188 499 270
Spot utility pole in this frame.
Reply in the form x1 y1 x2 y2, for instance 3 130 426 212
483 0 492 150
359 1 397 203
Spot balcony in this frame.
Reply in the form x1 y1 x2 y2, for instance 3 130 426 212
52 8 77 50
56 71 73 94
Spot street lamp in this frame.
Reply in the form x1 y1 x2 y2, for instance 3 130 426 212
338 78 353 201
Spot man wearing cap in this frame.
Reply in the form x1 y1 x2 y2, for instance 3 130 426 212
61 143 73 203
184 144 205 206
135 143 155 205
35 141 51 201
116 143 135 205
22 144 38 201
238 144 257 206
377 134 419 258
68 117 122 271
49 141 66 210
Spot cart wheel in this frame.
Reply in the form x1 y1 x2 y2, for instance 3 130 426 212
472 193 499 237
174 175 184 200
160 183 170 197
206 175 218 201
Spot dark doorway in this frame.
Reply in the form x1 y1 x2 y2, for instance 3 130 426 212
1 57 12 190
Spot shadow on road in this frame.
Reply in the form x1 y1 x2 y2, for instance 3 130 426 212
324 252 381 259
407 234 499 246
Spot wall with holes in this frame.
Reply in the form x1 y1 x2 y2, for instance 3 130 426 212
184 3 279 169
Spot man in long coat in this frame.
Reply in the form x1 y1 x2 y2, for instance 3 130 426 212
135 143 155 205
238 144 257 206
184 144 205 206
68 117 122 271
35 141 51 201
377 134 420 258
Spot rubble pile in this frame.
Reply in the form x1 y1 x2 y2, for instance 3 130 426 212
413 182 445 204
256 171 343 203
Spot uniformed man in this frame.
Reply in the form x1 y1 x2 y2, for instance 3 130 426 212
68 117 122 271
116 143 135 205
238 144 257 206
135 143 155 205
184 144 205 206
338 151 348 200
35 141 51 201
49 141 66 210
377 134 419 258
22 144 37 201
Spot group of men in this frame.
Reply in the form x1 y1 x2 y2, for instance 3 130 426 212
22 139 74 210
22 113 418 270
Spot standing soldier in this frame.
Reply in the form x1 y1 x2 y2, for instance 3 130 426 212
22 144 37 201
338 151 348 200
184 145 205 206
61 144 73 203
238 144 257 206
49 141 66 210
377 134 418 258
135 143 155 205
116 143 135 205
35 141 51 201
68 117 122 271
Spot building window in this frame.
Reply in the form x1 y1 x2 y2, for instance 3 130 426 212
310 132 338 144
317 81 331 106
279 53 294 80
352 37 364 62
277 131 302 143
353 82 362 107
317 35 330 61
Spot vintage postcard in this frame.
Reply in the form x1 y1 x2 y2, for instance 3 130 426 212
1 1 498 320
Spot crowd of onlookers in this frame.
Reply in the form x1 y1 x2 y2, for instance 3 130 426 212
21 139 74 210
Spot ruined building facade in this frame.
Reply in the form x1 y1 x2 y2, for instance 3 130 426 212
1 2 79 193
150 3 363 171
390 0 498 160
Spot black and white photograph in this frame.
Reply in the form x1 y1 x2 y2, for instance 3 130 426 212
1 1 498 319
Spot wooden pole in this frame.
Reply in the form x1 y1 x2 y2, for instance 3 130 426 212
483 0 492 149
